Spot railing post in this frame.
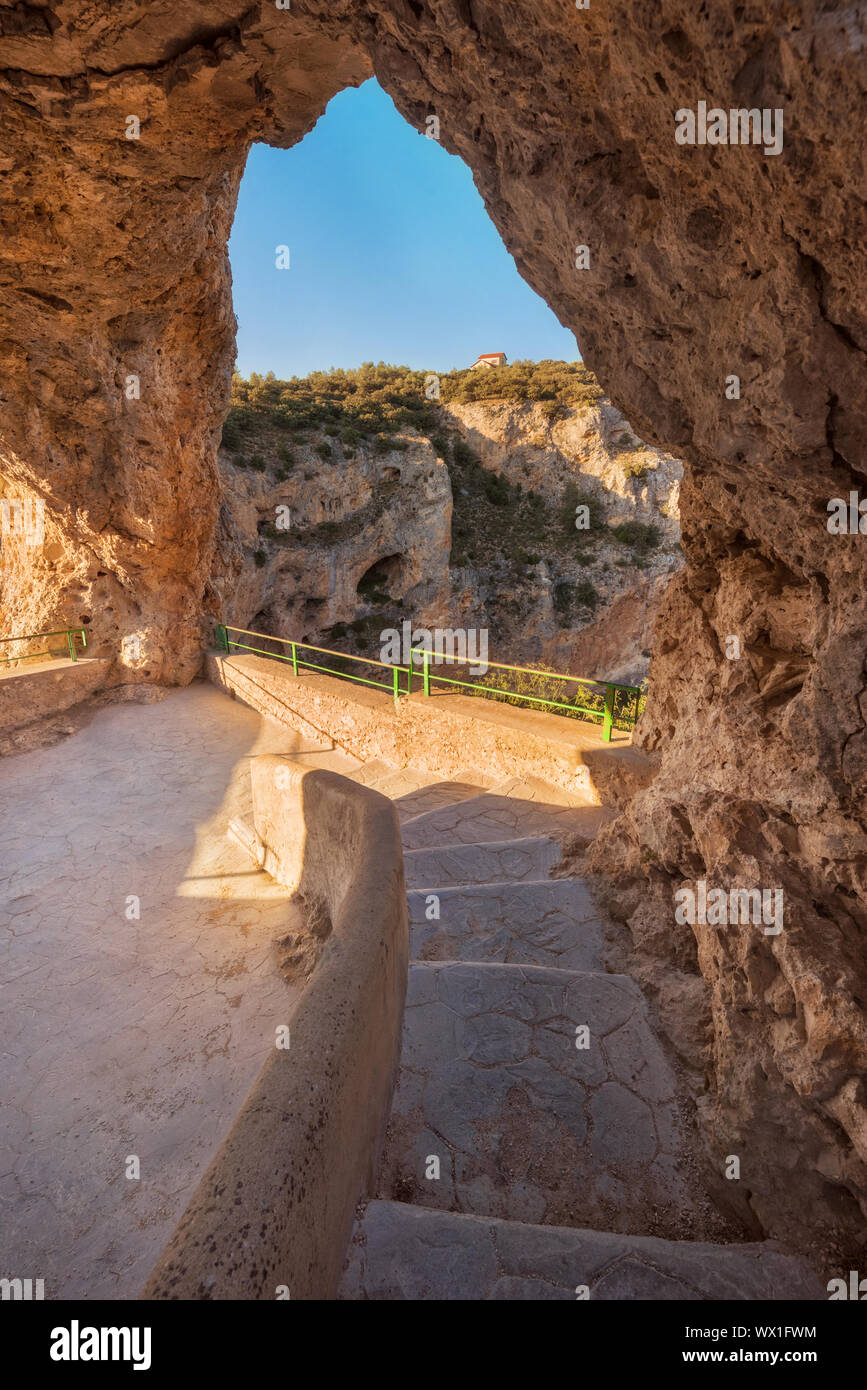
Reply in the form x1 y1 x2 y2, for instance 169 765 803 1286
423 650 430 697
392 663 399 708
290 641 298 676
67 629 76 662
216 624 229 654
602 684 615 742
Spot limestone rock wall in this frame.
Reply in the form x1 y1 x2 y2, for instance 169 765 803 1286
444 398 681 542
1 1 865 1257
212 431 452 641
214 391 680 682
0 4 370 682
442 396 681 681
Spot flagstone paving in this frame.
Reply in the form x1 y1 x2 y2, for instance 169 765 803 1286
0 685 350 1299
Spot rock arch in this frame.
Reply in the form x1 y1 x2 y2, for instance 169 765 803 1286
1 2 865 1250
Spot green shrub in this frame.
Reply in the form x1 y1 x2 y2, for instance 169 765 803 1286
575 578 599 609
278 445 294 467
431 433 451 460
374 436 408 454
619 450 651 480
221 418 241 450
324 425 339 438
254 549 267 567
561 483 605 534
249 453 266 472
452 438 478 468
553 577 598 618
553 582 574 617
611 520 660 553
438 359 603 411
483 472 511 507
315 442 332 460
226 361 604 454
464 661 634 729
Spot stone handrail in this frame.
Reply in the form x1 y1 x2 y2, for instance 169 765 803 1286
141 756 408 1300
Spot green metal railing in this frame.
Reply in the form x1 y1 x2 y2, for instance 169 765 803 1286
0 626 87 666
215 624 641 741
413 649 641 739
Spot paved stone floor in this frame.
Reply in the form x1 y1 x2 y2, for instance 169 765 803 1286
0 683 352 1299
377 961 699 1235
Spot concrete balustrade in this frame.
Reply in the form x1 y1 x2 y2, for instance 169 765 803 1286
0 656 108 732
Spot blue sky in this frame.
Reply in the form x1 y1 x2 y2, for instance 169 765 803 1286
228 78 579 378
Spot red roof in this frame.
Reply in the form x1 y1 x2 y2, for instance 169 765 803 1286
477 352 506 359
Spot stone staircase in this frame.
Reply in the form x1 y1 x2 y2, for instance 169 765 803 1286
296 756 822 1300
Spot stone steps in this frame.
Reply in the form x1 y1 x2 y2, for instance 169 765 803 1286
339 762 497 823
386 771 497 823
351 765 442 799
277 745 363 777
375 961 704 1239
333 762 821 1300
404 836 561 890
338 1202 823 1301
400 785 611 850
339 758 394 786
407 879 607 970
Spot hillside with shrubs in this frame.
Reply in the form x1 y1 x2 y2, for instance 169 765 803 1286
216 361 682 686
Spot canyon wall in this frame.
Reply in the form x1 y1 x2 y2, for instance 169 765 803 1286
443 395 681 681
215 387 681 683
1 1 865 1258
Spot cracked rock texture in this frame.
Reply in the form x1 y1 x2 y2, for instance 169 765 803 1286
339 1201 824 1301
379 960 707 1238
0 2 865 1255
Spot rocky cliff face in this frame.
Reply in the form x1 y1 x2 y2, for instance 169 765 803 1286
1 1 865 1260
443 396 681 682
212 429 452 647
215 387 681 685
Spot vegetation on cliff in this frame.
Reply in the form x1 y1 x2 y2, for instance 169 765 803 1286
221 362 676 678
223 359 602 449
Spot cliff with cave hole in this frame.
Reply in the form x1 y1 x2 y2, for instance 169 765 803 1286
0 1 865 1263
213 363 682 686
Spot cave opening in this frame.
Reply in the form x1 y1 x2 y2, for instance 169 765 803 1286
221 79 679 686
356 554 404 605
